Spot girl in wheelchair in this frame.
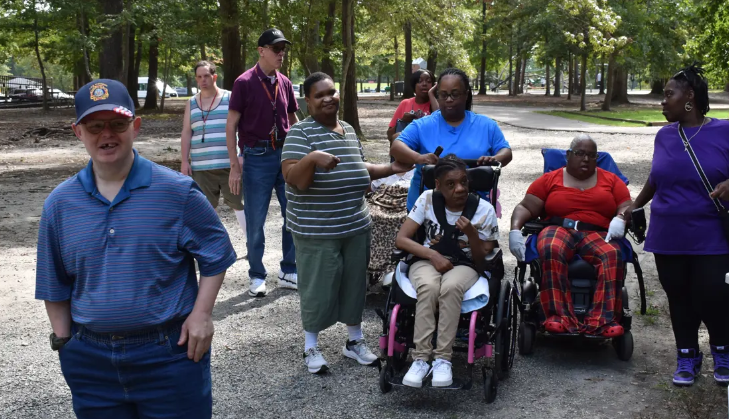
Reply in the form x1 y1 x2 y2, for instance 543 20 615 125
395 155 499 387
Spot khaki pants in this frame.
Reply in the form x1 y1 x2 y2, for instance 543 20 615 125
409 260 479 361
192 169 244 211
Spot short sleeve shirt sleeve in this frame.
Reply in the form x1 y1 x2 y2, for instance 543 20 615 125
407 191 428 225
489 123 510 152
526 172 553 201
281 124 310 162
397 118 421 152
611 173 631 205
389 100 409 128
475 202 499 242
285 80 299 114
35 203 72 301
177 185 236 277
228 77 247 114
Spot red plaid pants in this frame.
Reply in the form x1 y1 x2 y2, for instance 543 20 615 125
536 226 623 335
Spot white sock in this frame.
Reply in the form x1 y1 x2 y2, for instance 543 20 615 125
347 325 363 342
304 331 319 351
234 209 246 236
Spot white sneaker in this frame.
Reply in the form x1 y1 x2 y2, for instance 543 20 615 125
343 339 378 365
303 347 329 374
430 358 453 387
278 271 298 290
402 359 430 388
248 278 267 297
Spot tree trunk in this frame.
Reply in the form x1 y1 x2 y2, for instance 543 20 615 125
573 57 580 95
545 61 550 96
143 30 159 110
340 0 362 135
320 0 336 78
508 41 513 96
611 64 629 104
601 53 615 111
567 52 572 100
200 44 207 60
580 53 587 111
219 0 243 90
73 10 91 89
520 56 527 93
553 56 561 97
514 52 522 95
127 25 138 106
121 0 132 87
650 79 664 95
427 43 438 73
300 14 320 76
98 0 125 81
599 55 605 95
262 0 270 29
478 0 487 95
376 71 381 93
186 73 192 96
394 37 400 83
160 46 171 113
32 3 48 111
132 28 143 108
403 20 413 99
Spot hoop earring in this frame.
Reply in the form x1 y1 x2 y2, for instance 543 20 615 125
685 102 694 112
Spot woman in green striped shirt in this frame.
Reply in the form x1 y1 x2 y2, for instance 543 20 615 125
281 72 411 374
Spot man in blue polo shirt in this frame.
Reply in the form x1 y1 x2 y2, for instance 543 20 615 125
36 79 236 419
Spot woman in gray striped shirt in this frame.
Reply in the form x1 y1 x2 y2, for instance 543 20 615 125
282 72 411 374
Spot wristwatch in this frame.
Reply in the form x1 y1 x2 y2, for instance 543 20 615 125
50 333 71 351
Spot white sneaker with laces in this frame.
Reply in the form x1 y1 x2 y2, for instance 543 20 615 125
278 271 298 290
248 278 267 297
402 359 430 388
342 339 378 365
430 358 453 387
303 347 329 374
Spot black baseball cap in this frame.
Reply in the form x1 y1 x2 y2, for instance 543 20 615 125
74 79 135 124
258 28 291 47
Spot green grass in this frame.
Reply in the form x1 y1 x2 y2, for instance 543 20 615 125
538 110 648 127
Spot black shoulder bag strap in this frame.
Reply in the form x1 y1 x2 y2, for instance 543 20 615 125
677 125 726 212
678 124 729 243
462 194 481 221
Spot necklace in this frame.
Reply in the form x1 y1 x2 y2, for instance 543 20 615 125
199 88 219 142
679 117 707 149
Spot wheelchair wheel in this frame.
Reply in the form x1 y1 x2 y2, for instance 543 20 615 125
392 349 409 372
494 280 513 379
613 330 634 361
507 288 519 370
518 322 536 355
482 367 498 403
379 365 393 393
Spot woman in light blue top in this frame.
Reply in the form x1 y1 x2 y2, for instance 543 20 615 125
390 68 513 211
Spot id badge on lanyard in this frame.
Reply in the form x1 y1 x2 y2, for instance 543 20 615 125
260 78 280 149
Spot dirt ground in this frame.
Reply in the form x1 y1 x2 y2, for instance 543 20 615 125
0 100 727 418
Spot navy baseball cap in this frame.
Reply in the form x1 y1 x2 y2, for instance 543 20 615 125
258 28 291 47
74 79 135 124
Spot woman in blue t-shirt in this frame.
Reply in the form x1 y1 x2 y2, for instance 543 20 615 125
390 68 512 211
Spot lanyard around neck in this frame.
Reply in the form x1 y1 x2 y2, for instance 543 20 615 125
259 77 279 112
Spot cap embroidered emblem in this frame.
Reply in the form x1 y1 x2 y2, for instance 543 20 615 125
89 83 109 101
113 106 133 117
273 30 282 36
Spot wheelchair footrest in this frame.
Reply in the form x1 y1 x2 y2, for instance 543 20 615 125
388 376 465 390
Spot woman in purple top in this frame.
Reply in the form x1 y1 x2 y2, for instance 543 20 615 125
627 64 729 387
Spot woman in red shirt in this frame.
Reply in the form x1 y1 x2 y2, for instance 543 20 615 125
386 69 439 144
508 135 633 337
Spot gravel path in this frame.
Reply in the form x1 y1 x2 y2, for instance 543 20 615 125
0 103 725 418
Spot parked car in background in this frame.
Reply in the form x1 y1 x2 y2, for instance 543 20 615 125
175 87 198 97
138 77 178 99
48 88 73 100
9 89 41 101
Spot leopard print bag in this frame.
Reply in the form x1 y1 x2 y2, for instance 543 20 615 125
366 183 409 287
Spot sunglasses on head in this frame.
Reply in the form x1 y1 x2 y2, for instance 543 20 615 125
81 118 133 134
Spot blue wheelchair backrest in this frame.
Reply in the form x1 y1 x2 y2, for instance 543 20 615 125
541 148 629 185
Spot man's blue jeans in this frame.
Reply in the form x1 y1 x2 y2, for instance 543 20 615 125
242 144 296 279
59 321 211 419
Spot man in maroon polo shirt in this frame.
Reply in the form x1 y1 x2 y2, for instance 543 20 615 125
226 28 299 297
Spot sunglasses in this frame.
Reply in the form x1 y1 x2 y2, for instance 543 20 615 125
81 118 133 134
266 45 288 54
568 149 599 160
437 91 464 101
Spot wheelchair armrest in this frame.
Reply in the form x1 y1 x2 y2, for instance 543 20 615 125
391 248 409 262
522 221 547 236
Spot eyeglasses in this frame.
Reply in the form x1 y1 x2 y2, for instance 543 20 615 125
266 45 288 54
437 91 464 101
81 119 134 134
568 149 599 160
